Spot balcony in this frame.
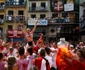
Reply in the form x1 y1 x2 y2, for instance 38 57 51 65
0 4 5 11
49 17 70 24
80 19 85 29
29 6 49 12
0 19 4 24
5 15 14 22
6 1 27 7
16 15 25 23
29 0 48 1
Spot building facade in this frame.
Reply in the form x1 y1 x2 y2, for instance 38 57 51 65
4 0 27 42
27 0 51 41
0 0 80 42
0 0 5 39
80 0 85 42
49 0 79 42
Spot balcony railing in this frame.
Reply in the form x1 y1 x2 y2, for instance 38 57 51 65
5 15 14 22
49 17 70 24
16 15 25 23
0 5 5 10
0 19 4 24
6 1 26 7
29 6 49 12
80 19 85 29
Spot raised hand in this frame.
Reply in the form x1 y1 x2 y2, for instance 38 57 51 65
36 20 38 24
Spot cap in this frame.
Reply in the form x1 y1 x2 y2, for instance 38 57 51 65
9 47 13 50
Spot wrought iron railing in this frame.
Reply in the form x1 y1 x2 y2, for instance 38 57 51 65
6 1 26 6
16 15 25 23
29 6 49 12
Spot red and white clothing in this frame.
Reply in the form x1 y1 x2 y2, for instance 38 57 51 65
2 47 8 56
35 57 43 70
17 58 29 70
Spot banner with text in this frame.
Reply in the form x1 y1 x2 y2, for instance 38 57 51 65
64 4 74 11
28 19 48 25
7 30 24 38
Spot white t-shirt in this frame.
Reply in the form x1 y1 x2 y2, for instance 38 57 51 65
45 55 53 68
50 47 58 69
41 59 46 70
26 55 34 70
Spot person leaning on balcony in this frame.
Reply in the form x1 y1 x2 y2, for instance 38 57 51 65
20 21 38 47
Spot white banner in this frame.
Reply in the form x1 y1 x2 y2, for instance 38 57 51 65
64 4 74 11
28 19 48 25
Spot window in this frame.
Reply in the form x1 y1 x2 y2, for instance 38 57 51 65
31 14 36 18
0 15 4 19
63 0 67 4
32 3 36 7
83 10 85 16
0 15 4 23
62 12 68 17
8 25 13 30
32 3 36 10
0 27 3 36
8 10 13 15
18 10 24 15
41 2 46 8
40 14 46 19
19 0 24 3
75 13 79 23
53 1 57 6
0 2 4 7
52 13 58 18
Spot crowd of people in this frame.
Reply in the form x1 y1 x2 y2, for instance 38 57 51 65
0 21 85 70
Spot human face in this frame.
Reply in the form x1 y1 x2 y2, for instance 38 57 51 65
27 28 31 33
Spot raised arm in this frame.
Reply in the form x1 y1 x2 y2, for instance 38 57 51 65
31 21 38 33
20 26 26 35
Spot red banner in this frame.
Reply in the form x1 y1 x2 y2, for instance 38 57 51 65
7 30 24 38
54 1 63 12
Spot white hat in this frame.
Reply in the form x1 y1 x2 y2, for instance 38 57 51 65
70 45 74 48
60 38 65 41
57 38 68 47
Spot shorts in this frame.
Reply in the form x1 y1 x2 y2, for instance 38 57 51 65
28 41 33 46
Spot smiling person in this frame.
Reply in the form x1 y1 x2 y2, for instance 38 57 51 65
20 21 38 47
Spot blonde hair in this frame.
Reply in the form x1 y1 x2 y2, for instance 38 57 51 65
27 28 31 31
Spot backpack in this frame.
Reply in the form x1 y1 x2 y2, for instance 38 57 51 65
43 57 50 70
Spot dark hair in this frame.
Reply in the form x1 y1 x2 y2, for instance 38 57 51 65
45 47 51 55
79 48 85 59
27 47 33 55
8 57 16 70
40 49 45 57
18 47 25 56
0 53 3 60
